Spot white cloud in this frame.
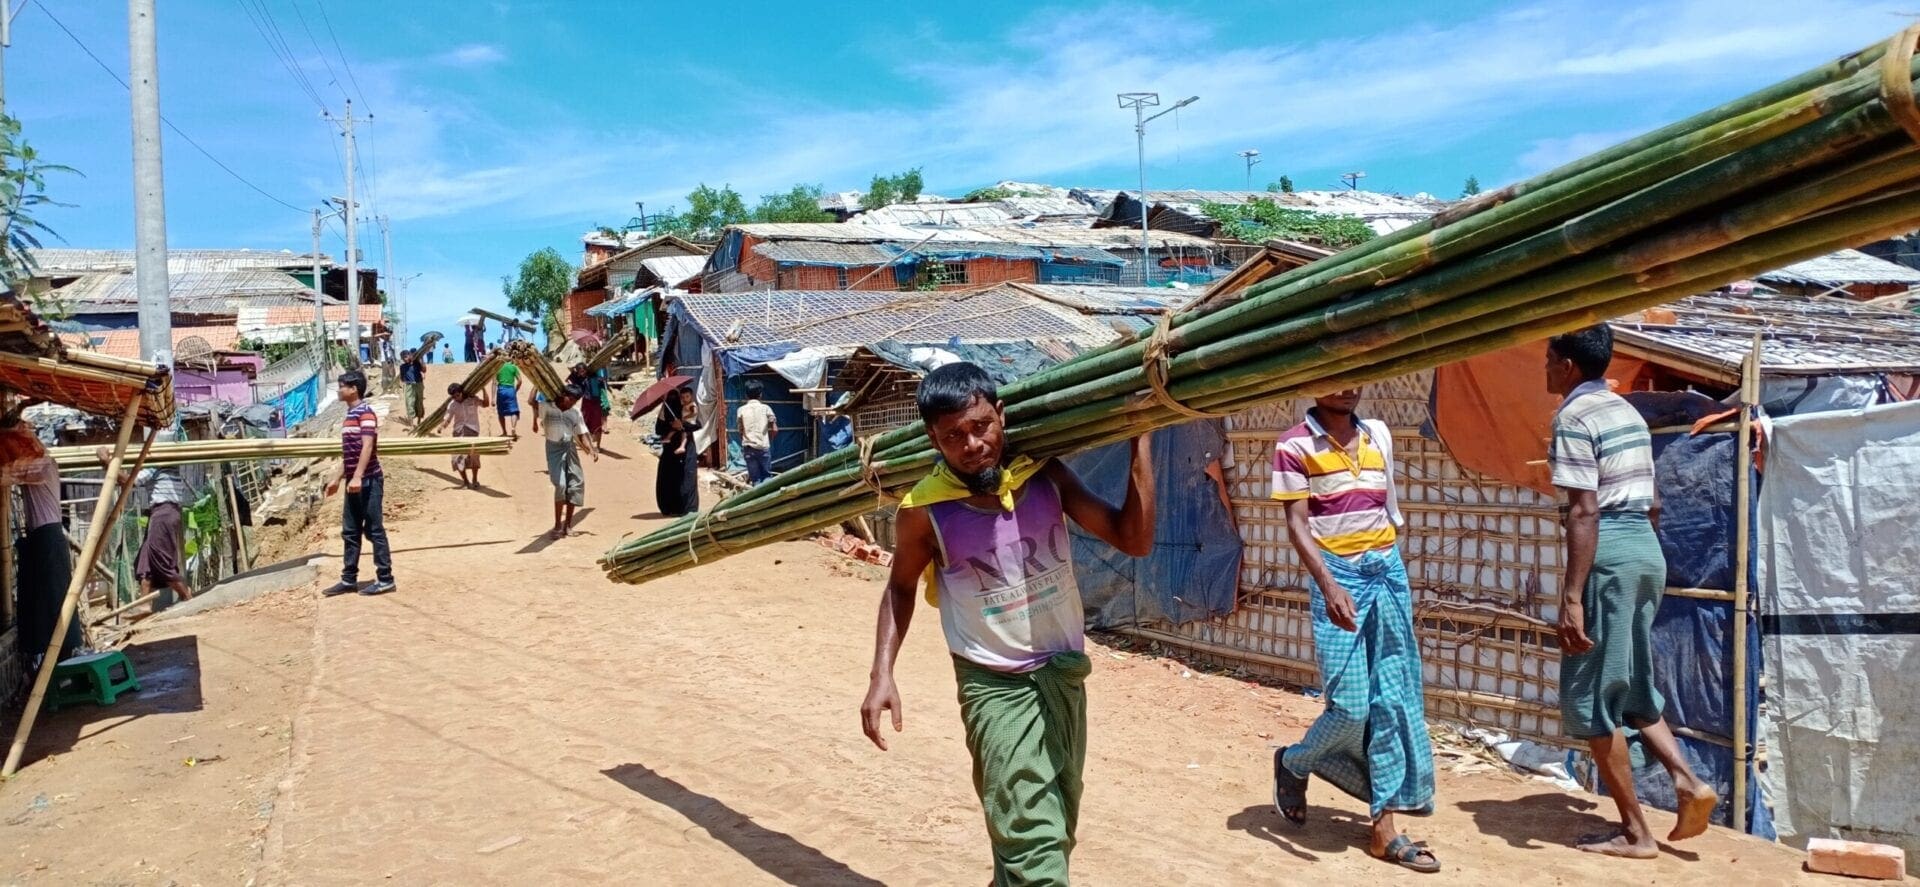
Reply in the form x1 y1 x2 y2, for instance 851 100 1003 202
361 0 1914 228
1512 128 1649 179
434 44 506 67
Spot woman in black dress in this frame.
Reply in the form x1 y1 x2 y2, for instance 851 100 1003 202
653 386 701 516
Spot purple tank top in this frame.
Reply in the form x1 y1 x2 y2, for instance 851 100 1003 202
927 477 1084 672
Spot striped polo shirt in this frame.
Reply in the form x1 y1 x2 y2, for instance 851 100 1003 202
1272 410 1402 556
340 401 383 480
1549 379 1655 512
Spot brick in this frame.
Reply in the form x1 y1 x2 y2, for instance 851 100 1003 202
1807 838 1906 881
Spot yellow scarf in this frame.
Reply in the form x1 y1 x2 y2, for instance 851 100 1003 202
899 455 1047 605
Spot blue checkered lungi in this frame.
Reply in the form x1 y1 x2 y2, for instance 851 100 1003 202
1281 545 1436 819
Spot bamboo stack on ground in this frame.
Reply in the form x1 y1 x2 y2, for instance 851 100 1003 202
47 435 512 471
415 350 508 435
603 26 1920 584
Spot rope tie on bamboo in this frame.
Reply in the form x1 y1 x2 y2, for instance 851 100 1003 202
683 508 730 564
1140 313 1229 420
1881 24 1920 146
857 436 896 503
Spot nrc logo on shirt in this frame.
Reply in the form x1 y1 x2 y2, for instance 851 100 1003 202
939 520 1072 600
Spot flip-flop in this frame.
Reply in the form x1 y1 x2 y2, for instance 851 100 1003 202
1373 834 1441 873
1272 746 1309 826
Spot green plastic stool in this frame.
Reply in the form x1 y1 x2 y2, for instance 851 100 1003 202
46 651 140 711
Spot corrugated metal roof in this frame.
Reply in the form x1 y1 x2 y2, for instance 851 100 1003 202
1610 291 1920 377
671 287 1123 353
1755 248 1920 286
638 254 707 288
851 202 1019 227
48 270 322 306
753 241 899 267
998 195 1101 220
29 248 333 275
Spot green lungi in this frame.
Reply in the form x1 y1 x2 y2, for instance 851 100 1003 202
1560 511 1668 739
954 651 1090 887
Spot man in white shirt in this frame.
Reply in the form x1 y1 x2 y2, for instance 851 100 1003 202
736 380 779 485
541 384 599 540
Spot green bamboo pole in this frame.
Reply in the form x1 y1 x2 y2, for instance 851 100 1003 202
417 350 507 435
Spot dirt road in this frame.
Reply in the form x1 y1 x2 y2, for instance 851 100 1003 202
4 375 1855 884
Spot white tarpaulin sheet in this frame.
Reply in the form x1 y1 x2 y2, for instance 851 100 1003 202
1757 399 1920 869
763 347 829 389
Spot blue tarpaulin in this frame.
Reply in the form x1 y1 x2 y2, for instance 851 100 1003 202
718 343 800 376
1066 420 1240 628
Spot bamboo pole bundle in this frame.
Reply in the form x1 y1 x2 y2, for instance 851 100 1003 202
584 327 635 374
46 435 513 471
602 26 1920 584
505 340 567 402
416 350 508 435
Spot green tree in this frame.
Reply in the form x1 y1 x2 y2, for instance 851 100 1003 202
1462 175 1482 197
1200 200 1374 249
502 247 574 320
652 183 751 240
1265 175 1295 194
0 115 78 297
752 184 834 222
860 167 925 209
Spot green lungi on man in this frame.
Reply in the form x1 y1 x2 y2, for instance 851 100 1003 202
860 362 1156 885
1545 325 1718 860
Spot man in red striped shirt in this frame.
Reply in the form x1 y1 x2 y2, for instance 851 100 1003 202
323 370 395 596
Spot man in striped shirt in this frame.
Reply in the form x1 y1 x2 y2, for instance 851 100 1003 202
323 371 396 596
1546 325 1714 858
1268 389 1439 874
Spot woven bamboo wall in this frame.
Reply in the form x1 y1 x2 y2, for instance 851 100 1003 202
1149 370 1572 745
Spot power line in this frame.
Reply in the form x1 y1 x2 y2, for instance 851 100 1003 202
313 0 367 110
289 0 348 102
235 0 325 111
32 1 309 215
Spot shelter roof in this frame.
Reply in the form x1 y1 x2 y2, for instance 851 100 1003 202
576 234 710 289
1009 282 1193 315
48 270 324 311
726 222 1214 251
669 286 1123 356
637 254 707 289
835 338 1084 408
60 325 243 360
0 292 172 425
1755 248 1920 287
851 202 1019 227
28 248 332 275
1609 291 1920 381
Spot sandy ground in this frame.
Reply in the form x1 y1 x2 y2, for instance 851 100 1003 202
1 371 1874 884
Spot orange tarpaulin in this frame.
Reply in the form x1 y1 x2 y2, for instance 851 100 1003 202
1430 341 1646 495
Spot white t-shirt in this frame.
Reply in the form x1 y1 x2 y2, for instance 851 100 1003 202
738 400 775 450
542 403 587 444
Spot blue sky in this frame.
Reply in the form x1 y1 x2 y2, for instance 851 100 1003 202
11 0 1914 338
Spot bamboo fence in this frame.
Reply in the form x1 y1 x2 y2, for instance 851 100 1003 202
604 26 1920 584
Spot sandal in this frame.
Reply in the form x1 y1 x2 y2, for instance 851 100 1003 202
1272 746 1309 826
1372 835 1440 873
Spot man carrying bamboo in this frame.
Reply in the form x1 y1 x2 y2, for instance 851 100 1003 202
1269 388 1439 874
860 361 1154 886
1544 325 1716 857
399 348 427 423
540 383 598 540
322 370 395 596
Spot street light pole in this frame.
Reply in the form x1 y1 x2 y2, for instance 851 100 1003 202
1117 92 1198 285
1239 149 1262 190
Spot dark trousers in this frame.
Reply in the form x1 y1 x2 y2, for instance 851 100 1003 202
744 446 773 485
340 475 394 584
17 524 82 667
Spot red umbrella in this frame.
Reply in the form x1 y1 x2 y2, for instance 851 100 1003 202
569 329 605 349
629 375 692 419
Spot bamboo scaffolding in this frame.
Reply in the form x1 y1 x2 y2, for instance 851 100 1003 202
4 397 150 777
601 26 1920 584
45 435 513 471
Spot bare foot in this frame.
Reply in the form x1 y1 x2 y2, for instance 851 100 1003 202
1576 831 1658 859
1670 783 1719 841
548 527 564 541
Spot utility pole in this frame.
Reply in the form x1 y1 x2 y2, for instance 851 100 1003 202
1 0 13 114
379 214 397 346
1238 149 1262 190
1341 171 1367 191
129 0 172 365
342 100 360 366
1117 92 1198 285
311 208 326 371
